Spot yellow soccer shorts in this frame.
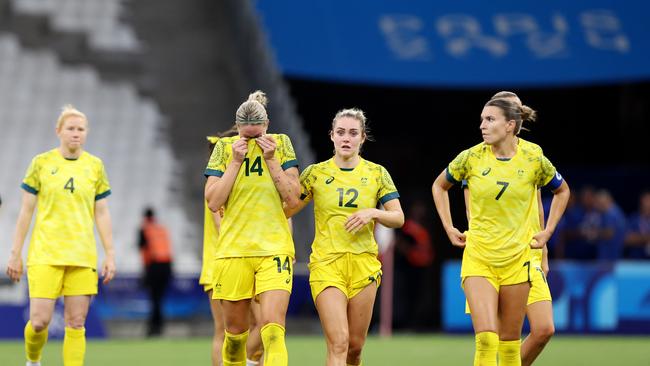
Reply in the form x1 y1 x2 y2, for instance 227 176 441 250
309 252 382 302
527 262 552 305
461 247 531 290
211 255 293 301
462 248 532 313
27 265 98 299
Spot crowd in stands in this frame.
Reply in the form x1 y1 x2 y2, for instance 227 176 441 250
545 188 650 260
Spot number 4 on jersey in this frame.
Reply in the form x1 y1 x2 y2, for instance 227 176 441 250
64 177 75 193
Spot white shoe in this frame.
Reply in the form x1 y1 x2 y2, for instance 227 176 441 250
26 362 41 366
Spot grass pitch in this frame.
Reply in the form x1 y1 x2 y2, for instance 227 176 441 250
1 334 648 365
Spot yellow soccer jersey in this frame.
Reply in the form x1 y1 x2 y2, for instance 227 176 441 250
300 158 399 265
21 148 111 268
199 201 219 285
204 134 298 258
447 139 558 266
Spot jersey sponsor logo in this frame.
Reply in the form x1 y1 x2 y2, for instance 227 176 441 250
325 176 335 184
482 167 491 176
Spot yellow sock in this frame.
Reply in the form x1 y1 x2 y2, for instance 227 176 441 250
498 339 521 366
474 331 498 366
63 327 86 366
223 329 249 366
24 321 48 362
261 323 288 366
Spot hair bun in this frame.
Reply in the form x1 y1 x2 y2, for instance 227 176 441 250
247 90 268 107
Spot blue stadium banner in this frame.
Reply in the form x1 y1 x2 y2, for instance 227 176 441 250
442 260 650 334
254 1 650 86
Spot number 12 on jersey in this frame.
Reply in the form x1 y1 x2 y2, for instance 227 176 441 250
337 188 359 208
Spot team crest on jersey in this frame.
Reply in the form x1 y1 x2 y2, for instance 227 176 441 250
518 169 524 177
360 177 368 186
482 167 491 176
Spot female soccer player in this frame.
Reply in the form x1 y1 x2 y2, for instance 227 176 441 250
202 131 264 366
204 91 300 366
285 108 404 366
462 91 556 366
6 104 116 366
433 98 569 366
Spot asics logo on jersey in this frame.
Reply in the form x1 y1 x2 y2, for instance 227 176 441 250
482 167 491 176
325 176 335 184
51 167 58 175
285 277 291 284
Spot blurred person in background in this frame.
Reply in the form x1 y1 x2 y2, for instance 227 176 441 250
433 97 569 366
593 190 626 260
138 207 173 337
285 108 404 366
563 186 599 259
543 193 574 259
624 190 650 259
6 104 115 366
393 199 434 330
204 90 300 366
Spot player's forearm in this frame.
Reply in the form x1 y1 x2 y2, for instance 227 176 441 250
373 208 404 228
11 211 33 257
545 181 570 234
205 161 242 211
95 204 115 258
11 195 36 257
537 190 545 228
265 158 300 209
284 199 308 218
433 181 454 231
